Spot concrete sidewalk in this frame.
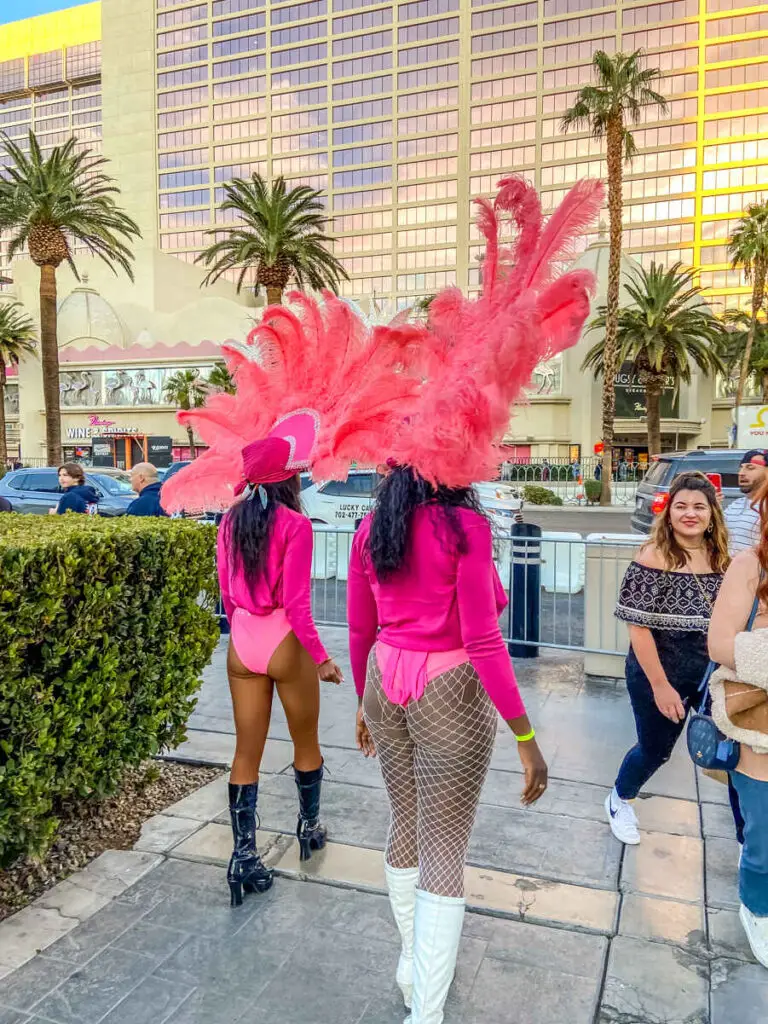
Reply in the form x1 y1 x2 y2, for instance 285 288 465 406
0 627 765 1024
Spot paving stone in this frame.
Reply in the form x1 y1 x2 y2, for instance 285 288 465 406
172 821 283 869
241 970 376 1024
621 831 704 903
43 899 147 967
619 894 706 951
67 851 163 900
34 948 152 1024
633 794 701 838
706 836 741 910
162 776 229 822
34 882 111 924
0 906 80 972
118 858 223 901
697 769 732 806
154 933 291 994
469 803 621 889
711 957 768 1022
160 988 254 1024
599 935 709 1024
140 883 264 940
133 814 202 854
97 976 192 1024
708 907 757 964
702 801 740 840
0 1014 28 1024
109 922 189 965
0 956 75 1013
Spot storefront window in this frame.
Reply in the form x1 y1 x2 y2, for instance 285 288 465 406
58 365 217 408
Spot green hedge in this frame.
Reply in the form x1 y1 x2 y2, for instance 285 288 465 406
523 485 563 507
0 515 220 865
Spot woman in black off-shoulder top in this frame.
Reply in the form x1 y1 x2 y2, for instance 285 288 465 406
606 473 730 846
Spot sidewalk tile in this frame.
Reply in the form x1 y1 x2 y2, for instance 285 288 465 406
705 837 741 910
110 923 189 965
162 776 229 822
619 894 705 949
702 802 740 840
34 947 152 1024
599 935 709 1024
711 958 768 1023
0 906 79 972
698 771 731 807
43 899 147 967
159 988 254 1024
154 934 290 994
67 851 163 900
172 821 282 868
621 832 704 903
708 907 757 964
133 814 202 854
98 976 192 1024
0 956 75 1014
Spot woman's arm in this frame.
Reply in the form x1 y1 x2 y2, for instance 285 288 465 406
347 530 379 700
628 625 669 690
216 518 236 623
708 550 760 670
283 517 330 666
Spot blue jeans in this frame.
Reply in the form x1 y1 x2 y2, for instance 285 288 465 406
731 771 768 917
615 651 700 800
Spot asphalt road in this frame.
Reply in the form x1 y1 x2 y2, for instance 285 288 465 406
523 507 635 537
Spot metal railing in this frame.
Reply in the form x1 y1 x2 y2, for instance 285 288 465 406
500 458 644 507
308 524 641 658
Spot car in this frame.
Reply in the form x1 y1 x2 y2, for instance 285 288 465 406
0 467 137 516
160 460 191 483
89 466 134 488
631 449 747 534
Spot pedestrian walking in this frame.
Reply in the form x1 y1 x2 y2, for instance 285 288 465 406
724 449 768 554
346 173 602 1024
606 472 729 845
541 457 551 482
708 490 768 969
160 287 438 908
126 462 168 516
49 463 99 515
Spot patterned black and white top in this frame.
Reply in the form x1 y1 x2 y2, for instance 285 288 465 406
615 562 724 633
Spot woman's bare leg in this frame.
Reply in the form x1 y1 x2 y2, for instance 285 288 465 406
228 640 274 784
269 631 323 772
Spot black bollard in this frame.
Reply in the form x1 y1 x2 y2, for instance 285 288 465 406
507 522 541 659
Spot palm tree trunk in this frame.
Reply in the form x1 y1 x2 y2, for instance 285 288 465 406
0 361 7 472
735 260 766 411
762 370 768 403
39 264 63 465
600 114 624 506
186 425 197 460
645 386 662 457
266 286 282 305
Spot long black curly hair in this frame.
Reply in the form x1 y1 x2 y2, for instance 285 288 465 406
368 464 488 580
227 475 302 588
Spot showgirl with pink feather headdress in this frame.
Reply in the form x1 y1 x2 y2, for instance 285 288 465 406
345 174 603 1024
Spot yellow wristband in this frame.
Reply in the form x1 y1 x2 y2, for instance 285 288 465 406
515 728 536 743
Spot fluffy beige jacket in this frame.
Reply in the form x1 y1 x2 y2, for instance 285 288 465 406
711 628 768 755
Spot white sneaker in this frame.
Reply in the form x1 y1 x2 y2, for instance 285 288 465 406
605 789 641 845
740 904 768 969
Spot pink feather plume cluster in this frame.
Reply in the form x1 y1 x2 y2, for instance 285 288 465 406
162 175 603 512
387 175 604 487
161 290 423 513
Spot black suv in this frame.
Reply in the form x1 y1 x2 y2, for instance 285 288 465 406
631 449 747 535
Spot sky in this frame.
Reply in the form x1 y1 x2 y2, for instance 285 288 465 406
1 0 93 24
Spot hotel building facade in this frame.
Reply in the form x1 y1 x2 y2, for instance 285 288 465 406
1 0 767 463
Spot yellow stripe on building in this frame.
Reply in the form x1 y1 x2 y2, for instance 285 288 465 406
0 2 101 62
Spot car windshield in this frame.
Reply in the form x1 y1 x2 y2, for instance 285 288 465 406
643 460 673 487
91 474 135 495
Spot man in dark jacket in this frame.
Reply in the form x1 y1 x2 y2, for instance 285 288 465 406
127 463 168 517
50 463 100 515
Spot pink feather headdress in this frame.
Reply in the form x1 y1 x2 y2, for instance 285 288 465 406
161 290 423 514
384 175 605 488
162 175 603 512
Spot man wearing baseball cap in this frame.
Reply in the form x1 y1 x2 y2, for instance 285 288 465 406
724 449 768 554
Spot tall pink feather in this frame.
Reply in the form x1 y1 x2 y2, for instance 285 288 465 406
521 178 604 290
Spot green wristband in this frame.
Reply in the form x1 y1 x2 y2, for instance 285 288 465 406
515 728 536 743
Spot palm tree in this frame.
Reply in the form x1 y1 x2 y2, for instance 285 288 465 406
206 362 236 395
562 50 667 502
0 301 36 471
163 369 207 459
0 132 140 466
728 200 768 411
583 263 726 456
198 174 347 305
722 309 768 401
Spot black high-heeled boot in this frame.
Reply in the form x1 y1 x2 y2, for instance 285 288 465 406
294 763 327 862
227 782 273 906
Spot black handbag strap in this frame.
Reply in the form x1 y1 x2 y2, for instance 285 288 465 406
697 586 761 712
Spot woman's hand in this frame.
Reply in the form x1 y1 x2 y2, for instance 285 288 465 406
652 682 686 723
356 706 376 757
517 739 548 805
318 659 343 684
48 507 57 515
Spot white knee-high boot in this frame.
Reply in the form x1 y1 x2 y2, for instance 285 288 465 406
406 889 465 1024
385 862 420 1008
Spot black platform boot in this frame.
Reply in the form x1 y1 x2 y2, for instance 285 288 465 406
227 782 273 906
294 763 327 862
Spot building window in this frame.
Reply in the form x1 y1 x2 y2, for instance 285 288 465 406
398 111 458 135
398 86 458 112
157 66 209 89
66 42 101 80
333 142 391 165
159 168 210 189
333 52 392 77
334 232 392 253
397 202 457 225
399 0 457 19
272 22 326 48
212 35 265 58
272 130 328 152
332 30 392 55
333 120 392 144
272 43 328 67
400 156 457 180
398 41 460 67
472 2 537 30
0 59 26 93
471 50 536 78
213 116 266 139
215 97 266 119
159 147 209 169
398 18 459 45
333 187 392 210
398 133 458 158
212 0 264 13
333 210 392 231
333 75 390 99
273 0 327 25
272 109 327 132
472 26 537 53
212 75 266 98
157 85 209 108
333 9 391 33
158 24 209 47
157 45 209 68
29 50 64 89
158 188 211 209
158 5 208 28
398 63 457 90
273 152 329 174
213 56 266 78
272 64 327 89
158 126 210 148
333 97 391 122
212 13 265 36
398 180 457 203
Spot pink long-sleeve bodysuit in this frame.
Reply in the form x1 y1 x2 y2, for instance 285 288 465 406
347 506 525 719
217 504 329 672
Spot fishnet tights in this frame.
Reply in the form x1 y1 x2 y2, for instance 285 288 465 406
363 653 497 898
